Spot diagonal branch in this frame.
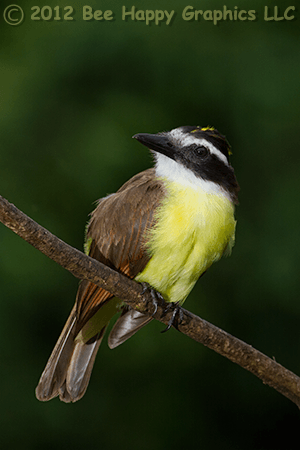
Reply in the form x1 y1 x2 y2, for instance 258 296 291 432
1 193 300 409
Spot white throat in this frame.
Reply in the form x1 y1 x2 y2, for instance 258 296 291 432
154 153 231 201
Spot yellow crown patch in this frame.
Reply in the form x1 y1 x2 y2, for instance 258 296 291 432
201 126 215 132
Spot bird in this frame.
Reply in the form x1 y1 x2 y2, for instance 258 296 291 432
36 125 239 403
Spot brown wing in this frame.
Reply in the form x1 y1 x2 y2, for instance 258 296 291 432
75 168 165 332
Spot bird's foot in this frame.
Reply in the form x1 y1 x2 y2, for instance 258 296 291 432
161 301 184 333
140 282 164 317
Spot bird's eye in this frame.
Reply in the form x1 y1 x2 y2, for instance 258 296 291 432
195 146 209 158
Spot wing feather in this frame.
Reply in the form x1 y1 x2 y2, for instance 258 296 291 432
75 169 165 333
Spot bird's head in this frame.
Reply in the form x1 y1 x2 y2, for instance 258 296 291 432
133 126 239 204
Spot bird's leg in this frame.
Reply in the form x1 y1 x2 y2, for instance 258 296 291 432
140 282 164 317
140 283 184 331
161 301 184 333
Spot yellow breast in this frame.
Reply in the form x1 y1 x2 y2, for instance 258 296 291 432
135 180 236 304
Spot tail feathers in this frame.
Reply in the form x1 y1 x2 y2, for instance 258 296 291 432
59 328 105 403
35 306 77 402
36 306 153 402
36 306 106 403
108 308 152 349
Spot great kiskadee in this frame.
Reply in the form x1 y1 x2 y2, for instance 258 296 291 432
36 125 239 403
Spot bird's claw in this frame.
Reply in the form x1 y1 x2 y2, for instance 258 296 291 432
140 282 164 317
161 301 184 333
140 283 184 331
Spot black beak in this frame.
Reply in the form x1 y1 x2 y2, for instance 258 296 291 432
133 133 175 159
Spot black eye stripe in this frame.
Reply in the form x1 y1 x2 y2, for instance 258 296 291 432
187 144 209 157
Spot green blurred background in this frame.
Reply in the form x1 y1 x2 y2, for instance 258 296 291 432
1 0 299 448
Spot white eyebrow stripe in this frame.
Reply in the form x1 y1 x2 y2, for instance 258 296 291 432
170 129 229 166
